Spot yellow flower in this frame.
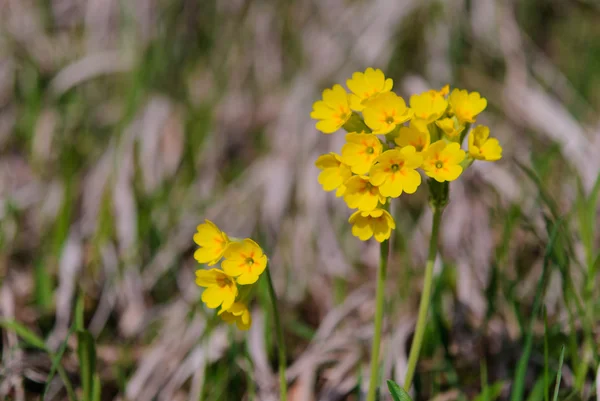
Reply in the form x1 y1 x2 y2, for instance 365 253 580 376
222 239 268 285
343 175 386 211
315 152 352 197
437 84 450 96
346 68 394 111
409 90 448 124
310 84 352 134
341 132 383 174
348 208 396 242
193 220 230 266
435 117 465 139
363 92 413 135
422 141 466 182
219 302 252 330
196 268 238 310
369 147 423 197
395 125 430 153
448 88 487 123
468 125 502 161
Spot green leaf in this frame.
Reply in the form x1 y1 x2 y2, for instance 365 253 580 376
387 380 413 401
92 373 102 401
474 382 505 401
0 319 48 351
552 346 566 401
77 330 97 401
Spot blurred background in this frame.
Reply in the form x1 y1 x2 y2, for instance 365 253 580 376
1 0 599 400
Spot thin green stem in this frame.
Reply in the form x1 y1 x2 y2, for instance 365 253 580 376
404 206 443 390
265 265 287 401
366 237 390 401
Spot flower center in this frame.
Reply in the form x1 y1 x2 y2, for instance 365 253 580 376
245 257 255 266
435 161 444 169
385 116 395 124
391 164 399 172
217 275 233 287
366 146 374 154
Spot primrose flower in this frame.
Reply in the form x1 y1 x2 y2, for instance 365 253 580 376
346 68 394 111
435 117 465 140
219 302 252 331
410 90 448 124
341 132 383 174
222 239 268 285
448 89 487 123
196 268 238 310
343 175 387 212
369 147 423 198
348 208 396 242
468 125 502 161
422 141 466 182
395 125 430 153
194 220 230 265
311 84 352 133
315 153 352 197
363 92 413 135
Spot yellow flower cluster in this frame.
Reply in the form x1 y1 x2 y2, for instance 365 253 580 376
193 220 268 330
312 68 503 242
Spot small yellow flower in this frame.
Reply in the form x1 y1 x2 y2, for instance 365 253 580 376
348 208 396 242
222 239 268 285
341 132 383 174
435 117 465 139
310 84 352 134
196 268 238 310
315 153 352 197
422 141 466 182
193 220 230 266
437 84 450 96
219 302 252 331
346 68 394 111
468 125 502 161
409 90 448 124
448 89 487 123
369 147 423 198
395 125 430 153
363 92 413 135
343 175 386 211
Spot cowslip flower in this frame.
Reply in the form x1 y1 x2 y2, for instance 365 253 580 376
222 239 268 285
343 175 386 212
448 89 487 123
219 302 252 331
196 268 238 310
409 90 448 124
341 132 383 174
348 208 396 242
422 141 466 182
194 220 230 265
395 125 430 153
363 92 413 135
311 84 352 134
468 125 502 161
369 147 423 197
315 153 352 196
435 117 465 140
347 68 393 111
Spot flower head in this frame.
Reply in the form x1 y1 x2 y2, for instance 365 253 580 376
435 117 465 140
196 268 238 310
346 68 393 111
343 175 386 211
422 141 466 182
341 132 383 174
369 147 423 198
311 84 351 134
315 153 352 197
348 208 396 242
395 125 430 153
468 125 502 161
222 239 268 285
219 302 252 331
363 92 413 135
409 90 448 124
193 220 230 265
448 89 487 123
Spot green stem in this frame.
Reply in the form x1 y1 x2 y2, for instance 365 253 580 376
366 237 390 401
265 265 287 401
404 206 444 390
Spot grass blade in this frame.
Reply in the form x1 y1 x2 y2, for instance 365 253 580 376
77 330 97 401
43 325 75 400
387 379 413 401
552 346 566 401
0 319 48 351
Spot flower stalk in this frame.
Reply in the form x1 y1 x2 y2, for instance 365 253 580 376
265 265 288 401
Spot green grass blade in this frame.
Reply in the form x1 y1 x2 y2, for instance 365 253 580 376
0 319 48 351
387 379 413 401
43 325 75 400
544 308 550 401
77 330 97 401
552 346 566 401
92 373 102 401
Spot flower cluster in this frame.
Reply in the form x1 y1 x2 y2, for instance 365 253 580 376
312 68 502 242
193 220 268 330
